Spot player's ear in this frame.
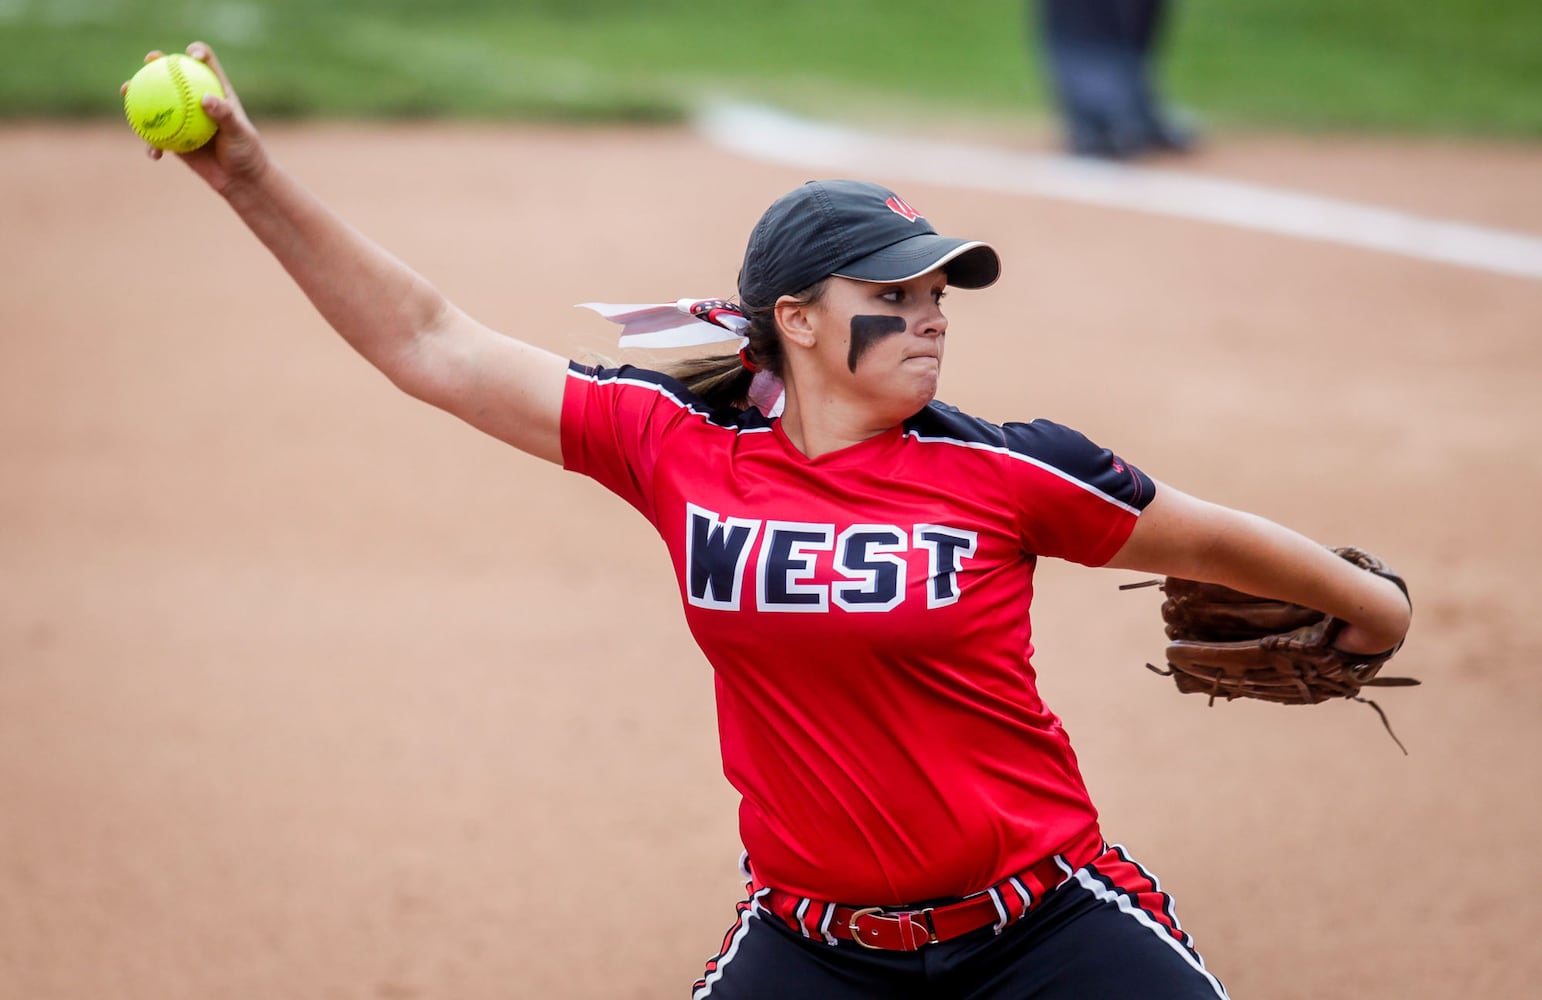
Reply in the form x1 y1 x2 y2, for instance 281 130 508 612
774 294 817 349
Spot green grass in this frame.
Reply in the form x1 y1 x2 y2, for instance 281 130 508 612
3 0 1539 136
1168 0 1542 135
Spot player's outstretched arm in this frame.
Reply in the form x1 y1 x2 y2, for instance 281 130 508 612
1104 483 1412 655
125 42 567 465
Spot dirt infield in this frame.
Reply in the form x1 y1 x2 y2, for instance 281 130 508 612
2 122 1539 999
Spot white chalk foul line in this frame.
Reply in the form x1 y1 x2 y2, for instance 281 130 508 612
694 102 1542 282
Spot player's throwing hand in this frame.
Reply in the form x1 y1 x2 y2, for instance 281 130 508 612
123 42 266 194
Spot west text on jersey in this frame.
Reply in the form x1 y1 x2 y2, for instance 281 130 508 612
685 503 979 613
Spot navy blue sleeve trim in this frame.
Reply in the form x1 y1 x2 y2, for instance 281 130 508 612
567 361 775 432
1002 419 1154 511
907 402 1156 511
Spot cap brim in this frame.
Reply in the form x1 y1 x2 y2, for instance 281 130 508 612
832 235 1001 289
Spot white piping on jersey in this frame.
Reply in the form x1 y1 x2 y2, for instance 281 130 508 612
569 367 777 434
904 430 1143 517
574 369 1142 515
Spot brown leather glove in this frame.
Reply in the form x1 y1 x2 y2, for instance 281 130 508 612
1126 547 1419 751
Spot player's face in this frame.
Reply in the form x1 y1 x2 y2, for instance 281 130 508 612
803 270 950 417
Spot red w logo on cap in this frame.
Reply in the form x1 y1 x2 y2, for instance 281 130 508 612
885 196 923 223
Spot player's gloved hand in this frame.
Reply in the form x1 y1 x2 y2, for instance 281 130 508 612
1125 546 1420 752
121 42 268 195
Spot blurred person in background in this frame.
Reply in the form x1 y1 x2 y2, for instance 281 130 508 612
1034 0 1198 158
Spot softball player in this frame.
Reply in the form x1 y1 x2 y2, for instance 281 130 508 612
136 44 1412 999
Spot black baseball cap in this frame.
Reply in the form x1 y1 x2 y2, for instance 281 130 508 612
737 179 1001 309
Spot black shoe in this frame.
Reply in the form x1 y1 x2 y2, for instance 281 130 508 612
1140 108 1202 154
1066 120 1150 160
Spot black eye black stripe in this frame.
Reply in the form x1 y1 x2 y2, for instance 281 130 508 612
848 315 906 372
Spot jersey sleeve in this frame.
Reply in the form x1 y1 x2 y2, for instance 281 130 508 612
560 362 698 523
1000 419 1156 567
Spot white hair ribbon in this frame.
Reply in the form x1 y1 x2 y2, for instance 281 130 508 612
577 299 785 417
577 298 748 349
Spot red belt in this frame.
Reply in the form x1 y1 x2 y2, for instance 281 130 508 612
755 831 1102 953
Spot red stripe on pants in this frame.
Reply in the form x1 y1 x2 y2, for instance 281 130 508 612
1086 844 1195 951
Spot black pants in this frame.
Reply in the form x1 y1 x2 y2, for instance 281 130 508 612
691 845 1228 999
1036 0 1178 156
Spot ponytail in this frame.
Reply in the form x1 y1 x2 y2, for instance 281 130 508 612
661 280 827 412
669 352 754 412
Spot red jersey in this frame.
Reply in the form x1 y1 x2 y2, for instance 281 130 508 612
561 363 1155 905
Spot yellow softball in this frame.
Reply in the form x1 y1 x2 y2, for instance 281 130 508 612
123 53 225 153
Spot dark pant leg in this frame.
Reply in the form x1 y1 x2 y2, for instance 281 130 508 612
1128 0 1168 54
694 847 1227 999
1120 0 1191 148
689 893 925 1000
1036 0 1151 156
931 849 1229 1000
